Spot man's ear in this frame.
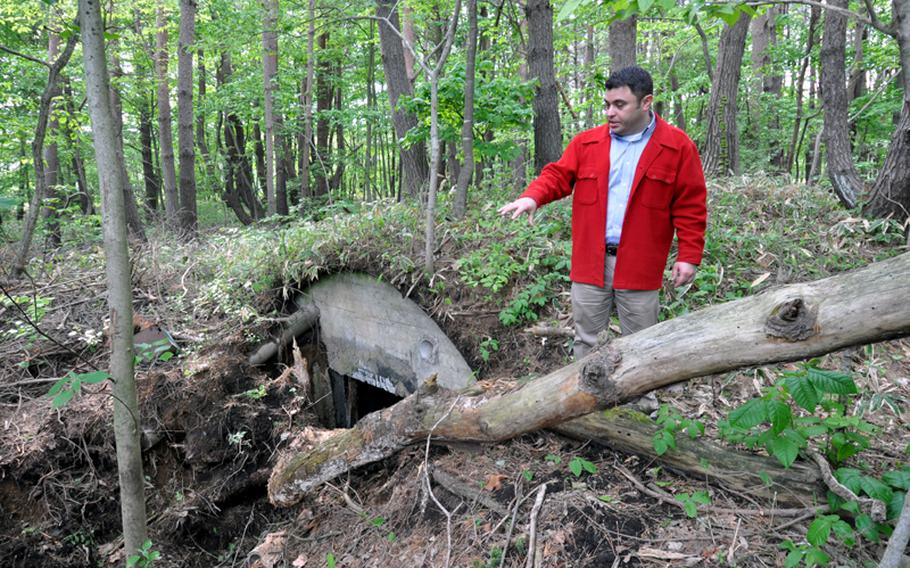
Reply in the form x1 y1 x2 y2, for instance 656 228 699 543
640 94 654 111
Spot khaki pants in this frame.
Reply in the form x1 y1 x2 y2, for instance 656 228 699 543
571 255 659 359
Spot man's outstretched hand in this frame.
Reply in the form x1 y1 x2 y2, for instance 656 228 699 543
671 261 697 287
498 197 538 224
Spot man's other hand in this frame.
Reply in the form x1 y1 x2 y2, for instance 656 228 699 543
671 262 697 287
498 197 538 224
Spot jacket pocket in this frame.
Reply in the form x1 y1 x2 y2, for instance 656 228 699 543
640 168 676 210
573 171 598 205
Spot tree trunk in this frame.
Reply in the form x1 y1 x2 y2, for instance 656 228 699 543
13 26 78 277
109 51 147 240
196 49 218 197
177 0 197 235
751 5 785 169
156 4 179 222
62 81 94 215
78 0 148 555
262 0 279 214
218 53 262 224
139 96 160 212
329 76 345 193
608 15 636 71
423 0 462 274
864 0 910 225
376 0 429 199
751 6 782 95
299 0 316 203
43 28 62 248
584 24 595 128
269 252 910 506
364 22 376 201
453 0 477 219
314 33 331 197
554 409 822 507
786 6 820 174
702 12 751 177
526 0 562 174
820 0 863 209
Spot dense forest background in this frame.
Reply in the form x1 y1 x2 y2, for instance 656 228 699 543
2 0 910 566
2 0 909 249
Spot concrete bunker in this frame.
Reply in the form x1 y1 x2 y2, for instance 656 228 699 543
251 272 474 427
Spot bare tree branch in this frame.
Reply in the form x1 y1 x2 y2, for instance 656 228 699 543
0 44 50 67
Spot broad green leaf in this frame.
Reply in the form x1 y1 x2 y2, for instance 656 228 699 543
758 471 772 486
327 552 336 568
883 467 910 490
768 400 792 434
831 519 855 547
784 549 803 568
860 476 893 503
52 388 74 408
691 491 711 505
807 367 857 395
768 431 800 468
728 398 767 429
804 547 830 567
782 376 820 411
854 513 880 542
78 370 110 384
47 377 70 396
835 468 863 494
806 515 836 547
888 491 905 521
569 458 583 477
637 0 654 13
556 0 587 22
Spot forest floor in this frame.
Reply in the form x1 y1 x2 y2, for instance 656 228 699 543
0 179 908 567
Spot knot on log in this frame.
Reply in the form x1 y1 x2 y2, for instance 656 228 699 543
580 347 622 405
765 298 818 342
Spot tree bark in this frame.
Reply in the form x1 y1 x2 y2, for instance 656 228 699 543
376 0 429 199
452 0 477 220
195 49 218 197
177 0 197 235
13 25 78 277
608 15 636 71
156 4 179 222
269 252 910 506
139 94 160 212
109 51 147 240
43 29 62 248
864 0 910 225
702 12 751 177
78 0 148 555
262 0 279 214
821 0 863 209
787 6 820 174
526 0 562 174
314 32 331 197
299 0 316 204
62 81 93 215
554 409 822 507
423 0 462 274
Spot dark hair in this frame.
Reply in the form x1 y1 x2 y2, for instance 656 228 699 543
604 66 653 101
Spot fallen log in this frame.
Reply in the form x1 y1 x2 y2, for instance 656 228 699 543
554 409 822 507
269 252 910 507
249 304 320 366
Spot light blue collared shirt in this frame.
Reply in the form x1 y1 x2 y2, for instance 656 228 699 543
605 112 656 245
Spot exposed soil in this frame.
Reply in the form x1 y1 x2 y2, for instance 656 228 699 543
1 185 908 567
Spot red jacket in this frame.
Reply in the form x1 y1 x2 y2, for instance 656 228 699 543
521 116 707 290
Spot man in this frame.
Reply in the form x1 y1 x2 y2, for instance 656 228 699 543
499 66 707 359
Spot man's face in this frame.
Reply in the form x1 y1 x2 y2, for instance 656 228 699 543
605 86 653 136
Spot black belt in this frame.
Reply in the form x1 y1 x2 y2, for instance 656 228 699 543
606 244 619 256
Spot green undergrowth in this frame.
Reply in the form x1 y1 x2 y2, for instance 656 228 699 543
183 178 904 367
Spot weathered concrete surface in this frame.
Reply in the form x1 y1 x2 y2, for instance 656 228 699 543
298 272 474 395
